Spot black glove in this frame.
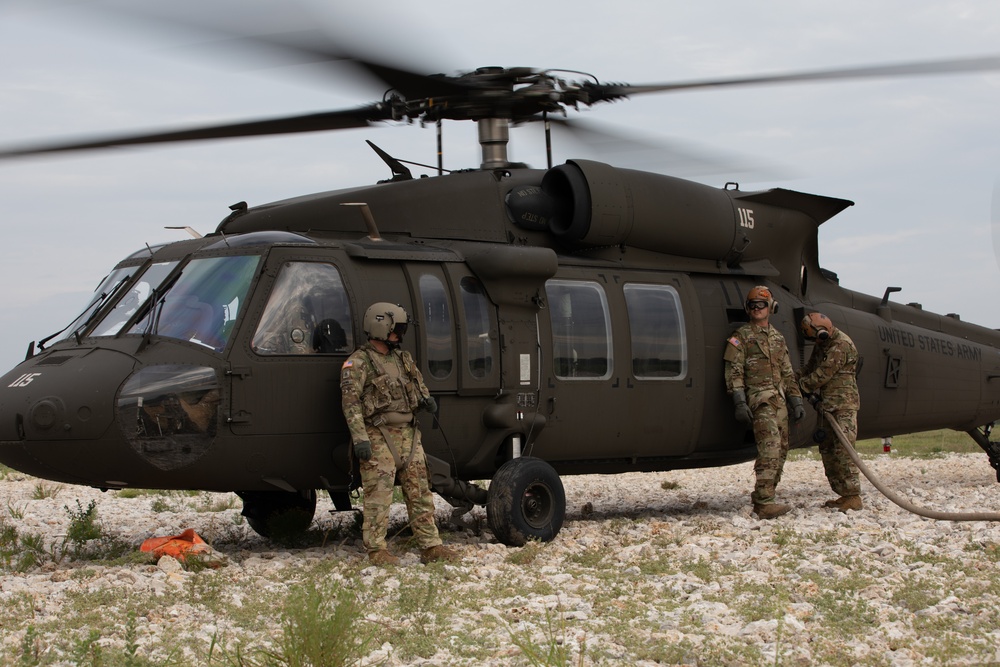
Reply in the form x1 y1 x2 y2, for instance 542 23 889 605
789 396 805 423
420 396 438 414
353 440 372 461
804 392 821 407
732 389 753 425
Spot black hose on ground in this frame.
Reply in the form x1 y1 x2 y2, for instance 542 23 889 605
821 409 1000 522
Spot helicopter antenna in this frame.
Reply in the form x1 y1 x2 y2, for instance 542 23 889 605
437 119 443 175
341 202 382 241
365 140 412 182
165 226 204 239
543 112 553 169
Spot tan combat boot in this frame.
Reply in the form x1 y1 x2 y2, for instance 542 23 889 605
824 495 863 512
753 503 791 519
837 495 863 512
368 549 401 566
420 545 459 564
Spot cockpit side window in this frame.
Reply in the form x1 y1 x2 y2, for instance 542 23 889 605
252 262 354 355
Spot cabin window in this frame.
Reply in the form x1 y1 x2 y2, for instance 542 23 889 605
545 279 613 380
419 274 453 379
624 283 687 379
127 255 260 352
92 261 179 337
459 277 493 378
252 262 354 355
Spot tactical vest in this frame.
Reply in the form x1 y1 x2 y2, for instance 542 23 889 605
359 348 422 419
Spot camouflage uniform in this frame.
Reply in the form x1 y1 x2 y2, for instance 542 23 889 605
340 343 443 554
798 328 861 497
724 322 802 505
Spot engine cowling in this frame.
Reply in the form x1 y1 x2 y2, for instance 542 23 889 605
509 160 853 271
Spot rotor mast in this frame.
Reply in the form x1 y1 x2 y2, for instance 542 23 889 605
477 117 512 169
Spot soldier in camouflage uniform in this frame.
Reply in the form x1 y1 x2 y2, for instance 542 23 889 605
798 312 863 512
724 286 805 519
341 302 459 566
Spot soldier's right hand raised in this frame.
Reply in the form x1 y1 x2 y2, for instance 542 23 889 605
354 440 373 461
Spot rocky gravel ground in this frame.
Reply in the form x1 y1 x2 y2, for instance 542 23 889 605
2 453 1000 666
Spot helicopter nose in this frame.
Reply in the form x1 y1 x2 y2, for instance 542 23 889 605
0 348 138 482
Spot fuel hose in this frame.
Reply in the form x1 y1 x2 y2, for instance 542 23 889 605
822 409 1000 522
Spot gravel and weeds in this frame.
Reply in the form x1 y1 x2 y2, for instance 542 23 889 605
1 431 999 665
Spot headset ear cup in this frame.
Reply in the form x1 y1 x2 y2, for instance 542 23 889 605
771 301 778 315
816 328 829 341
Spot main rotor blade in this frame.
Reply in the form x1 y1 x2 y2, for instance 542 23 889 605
600 54 1000 97
548 118 790 181
0 105 388 159
170 27 481 100
62 2 475 102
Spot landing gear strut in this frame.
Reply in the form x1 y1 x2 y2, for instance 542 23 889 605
966 424 1000 482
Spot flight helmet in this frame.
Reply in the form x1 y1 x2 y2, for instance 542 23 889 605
801 312 834 341
745 285 777 314
363 302 409 347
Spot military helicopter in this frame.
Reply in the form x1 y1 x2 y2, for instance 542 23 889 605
2 12 1000 546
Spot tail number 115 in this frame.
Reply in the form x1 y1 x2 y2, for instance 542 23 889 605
738 207 755 229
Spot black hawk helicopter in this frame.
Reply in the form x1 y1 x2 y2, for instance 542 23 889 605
2 18 1000 545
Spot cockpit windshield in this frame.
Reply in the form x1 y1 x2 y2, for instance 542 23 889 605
91 262 178 337
49 266 135 346
127 255 260 351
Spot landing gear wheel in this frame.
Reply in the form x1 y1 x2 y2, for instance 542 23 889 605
487 457 565 546
238 489 317 540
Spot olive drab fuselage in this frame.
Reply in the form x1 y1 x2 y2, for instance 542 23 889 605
1 160 1000 519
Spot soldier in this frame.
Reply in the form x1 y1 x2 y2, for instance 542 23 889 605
341 302 459 565
724 286 805 519
798 312 863 512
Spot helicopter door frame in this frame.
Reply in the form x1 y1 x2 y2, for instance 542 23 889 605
402 263 458 395
227 250 359 437
533 269 703 465
443 263 501 397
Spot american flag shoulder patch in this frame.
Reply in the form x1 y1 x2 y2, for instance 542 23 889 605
727 337 741 347
342 359 354 368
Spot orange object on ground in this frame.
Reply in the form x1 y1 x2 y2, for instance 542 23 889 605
140 528 211 561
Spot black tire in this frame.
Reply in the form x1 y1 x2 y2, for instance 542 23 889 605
239 489 317 540
486 457 565 546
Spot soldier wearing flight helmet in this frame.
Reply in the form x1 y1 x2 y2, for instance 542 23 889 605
341 302 458 565
723 286 804 519
798 312 863 512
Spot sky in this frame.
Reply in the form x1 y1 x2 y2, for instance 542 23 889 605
0 0 999 375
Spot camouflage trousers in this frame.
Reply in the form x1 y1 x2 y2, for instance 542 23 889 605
750 400 790 505
358 421 442 553
817 408 862 497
